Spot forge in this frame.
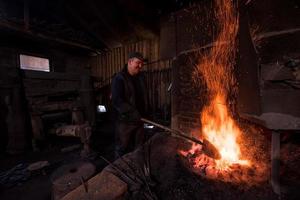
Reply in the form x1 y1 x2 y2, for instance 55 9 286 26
178 0 268 187
62 1 296 199
179 123 269 186
1 0 300 200
61 132 275 200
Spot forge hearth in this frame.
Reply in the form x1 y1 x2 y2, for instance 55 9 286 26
179 121 270 186
63 132 278 200
170 1 300 196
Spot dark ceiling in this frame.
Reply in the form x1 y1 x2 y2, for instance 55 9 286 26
0 0 198 52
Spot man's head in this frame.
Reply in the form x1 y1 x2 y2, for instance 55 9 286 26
127 52 145 76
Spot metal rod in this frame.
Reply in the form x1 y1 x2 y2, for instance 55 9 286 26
141 118 203 145
99 156 136 185
80 176 88 193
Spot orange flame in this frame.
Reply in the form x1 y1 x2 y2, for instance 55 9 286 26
202 94 249 170
180 0 269 185
196 0 249 170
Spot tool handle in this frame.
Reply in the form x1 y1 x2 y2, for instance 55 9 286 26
141 118 203 145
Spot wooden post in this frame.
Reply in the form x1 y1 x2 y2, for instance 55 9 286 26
271 130 280 195
105 53 108 85
120 47 123 69
6 86 30 154
80 75 96 126
24 0 30 30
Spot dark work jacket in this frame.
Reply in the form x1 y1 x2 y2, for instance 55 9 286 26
111 65 148 122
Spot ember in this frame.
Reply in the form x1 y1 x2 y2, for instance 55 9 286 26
180 0 268 185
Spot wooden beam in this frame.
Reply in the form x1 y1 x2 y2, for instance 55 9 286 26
24 0 30 30
255 28 300 40
0 20 99 52
65 4 121 50
85 1 123 47
65 5 115 50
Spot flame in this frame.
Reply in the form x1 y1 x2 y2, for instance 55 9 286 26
195 0 249 170
180 0 269 185
202 94 249 170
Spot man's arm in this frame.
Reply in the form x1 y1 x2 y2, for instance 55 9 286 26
111 75 140 120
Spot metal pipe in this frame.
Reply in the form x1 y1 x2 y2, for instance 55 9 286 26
141 118 221 159
141 118 203 146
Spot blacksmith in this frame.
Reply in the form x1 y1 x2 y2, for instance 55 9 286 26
111 52 148 158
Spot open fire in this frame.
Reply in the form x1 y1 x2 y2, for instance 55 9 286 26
202 94 249 170
180 0 269 185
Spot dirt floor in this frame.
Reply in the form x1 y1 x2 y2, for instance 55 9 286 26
0 119 115 200
0 148 80 200
0 120 299 200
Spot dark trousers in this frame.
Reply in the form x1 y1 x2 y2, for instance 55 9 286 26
115 121 144 159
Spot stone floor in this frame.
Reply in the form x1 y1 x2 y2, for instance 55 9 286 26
0 120 115 200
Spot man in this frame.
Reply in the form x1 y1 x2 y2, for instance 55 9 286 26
111 52 148 158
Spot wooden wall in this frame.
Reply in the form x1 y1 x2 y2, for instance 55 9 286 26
90 39 173 120
91 39 160 85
